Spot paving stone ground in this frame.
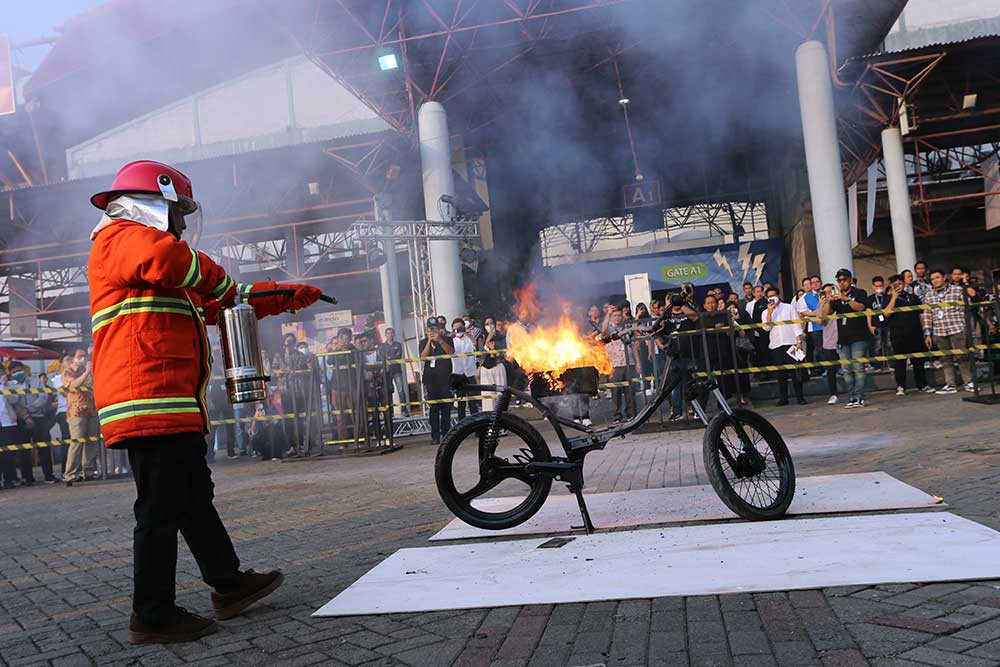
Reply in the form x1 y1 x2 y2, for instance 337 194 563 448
3 389 1000 666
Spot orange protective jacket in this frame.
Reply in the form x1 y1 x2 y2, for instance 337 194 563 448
89 220 296 448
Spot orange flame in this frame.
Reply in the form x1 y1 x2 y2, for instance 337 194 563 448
511 284 541 323
505 286 613 388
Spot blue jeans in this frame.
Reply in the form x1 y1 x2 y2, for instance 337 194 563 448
390 372 407 413
838 340 868 401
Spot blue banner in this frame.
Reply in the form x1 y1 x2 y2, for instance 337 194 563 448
544 239 783 302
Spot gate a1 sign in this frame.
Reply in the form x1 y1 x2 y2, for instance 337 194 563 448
661 262 708 282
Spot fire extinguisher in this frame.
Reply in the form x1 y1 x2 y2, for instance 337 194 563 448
218 289 337 404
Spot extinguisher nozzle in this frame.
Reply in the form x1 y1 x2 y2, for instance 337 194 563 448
319 294 337 305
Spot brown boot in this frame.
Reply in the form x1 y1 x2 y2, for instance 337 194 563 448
127 607 218 645
211 569 284 620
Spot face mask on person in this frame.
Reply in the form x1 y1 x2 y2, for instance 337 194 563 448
463 319 471 328
875 287 884 295
485 324 495 333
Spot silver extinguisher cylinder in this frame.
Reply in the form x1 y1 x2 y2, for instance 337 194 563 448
219 302 269 403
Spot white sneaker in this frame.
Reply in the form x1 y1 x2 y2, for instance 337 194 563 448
582 418 593 427
645 388 654 396
845 399 858 408
932 361 943 369
936 385 957 394
896 387 905 397
963 383 975 392
827 395 838 405
920 386 936 394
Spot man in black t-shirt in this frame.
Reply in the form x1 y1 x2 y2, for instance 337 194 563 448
866 276 890 371
884 274 932 394
379 327 408 415
419 317 454 445
821 268 870 408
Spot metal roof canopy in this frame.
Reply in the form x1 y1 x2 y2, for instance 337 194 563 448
836 34 1000 240
284 0 904 220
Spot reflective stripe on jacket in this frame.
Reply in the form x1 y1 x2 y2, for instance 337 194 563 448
89 220 296 447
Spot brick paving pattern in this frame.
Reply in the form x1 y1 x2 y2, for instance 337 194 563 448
3 391 1000 666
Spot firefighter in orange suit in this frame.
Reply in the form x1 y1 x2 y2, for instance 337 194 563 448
88 160 322 645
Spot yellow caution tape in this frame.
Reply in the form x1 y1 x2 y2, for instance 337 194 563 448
0 386 92 396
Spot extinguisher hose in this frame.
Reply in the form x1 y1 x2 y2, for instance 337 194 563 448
244 289 337 305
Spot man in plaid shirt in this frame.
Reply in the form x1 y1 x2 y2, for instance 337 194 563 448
921 269 973 393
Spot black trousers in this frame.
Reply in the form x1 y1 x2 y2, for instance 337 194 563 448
0 425 18 486
280 392 306 453
126 432 240 624
891 334 927 390
454 376 481 421
610 366 636 420
424 380 452 443
20 418 54 482
770 346 804 401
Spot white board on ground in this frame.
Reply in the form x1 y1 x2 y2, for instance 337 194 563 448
430 472 942 541
315 512 1000 617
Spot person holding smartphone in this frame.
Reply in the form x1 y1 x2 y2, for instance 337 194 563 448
820 268 870 408
761 287 807 406
883 274 933 395
420 317 454 445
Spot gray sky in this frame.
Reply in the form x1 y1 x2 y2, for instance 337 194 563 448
4 0 105 70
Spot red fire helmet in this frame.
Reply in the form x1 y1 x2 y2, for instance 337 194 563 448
90 160 199 214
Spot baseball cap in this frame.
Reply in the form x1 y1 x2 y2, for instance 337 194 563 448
425 317 439 328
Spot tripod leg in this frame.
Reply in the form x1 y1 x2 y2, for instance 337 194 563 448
570 485 596 535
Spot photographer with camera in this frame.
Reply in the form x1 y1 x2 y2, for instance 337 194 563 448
654 292 699 420
420 317 454 445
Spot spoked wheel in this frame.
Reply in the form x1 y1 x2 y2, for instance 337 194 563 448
435 412 553 530
703 409 795 520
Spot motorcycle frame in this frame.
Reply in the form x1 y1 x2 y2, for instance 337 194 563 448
464 338 740 534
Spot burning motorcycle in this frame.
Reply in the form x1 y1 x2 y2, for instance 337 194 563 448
434 312 795 533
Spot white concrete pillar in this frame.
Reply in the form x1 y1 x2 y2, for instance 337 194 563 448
795 40 854 281
881 127 917 274
418 101 465 322
374 198 402 332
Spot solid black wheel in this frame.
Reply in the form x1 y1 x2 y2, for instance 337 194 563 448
703 409 795 520
435 412 553 530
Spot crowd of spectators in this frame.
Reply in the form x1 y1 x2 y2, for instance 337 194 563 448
4 260 997 489
1 348 104 491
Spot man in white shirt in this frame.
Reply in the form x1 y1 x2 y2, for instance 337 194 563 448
450 318 480 421
1 365 27 488
50 356 72 471
763 287 808 406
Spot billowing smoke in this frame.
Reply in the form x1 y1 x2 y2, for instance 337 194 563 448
478 0 861 314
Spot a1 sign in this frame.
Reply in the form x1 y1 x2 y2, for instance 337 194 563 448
623 180 662 209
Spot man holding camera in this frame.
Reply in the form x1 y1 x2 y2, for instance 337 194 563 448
762 288 807 406
821 268 870 408
654 293 699 419
420 317 454 445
